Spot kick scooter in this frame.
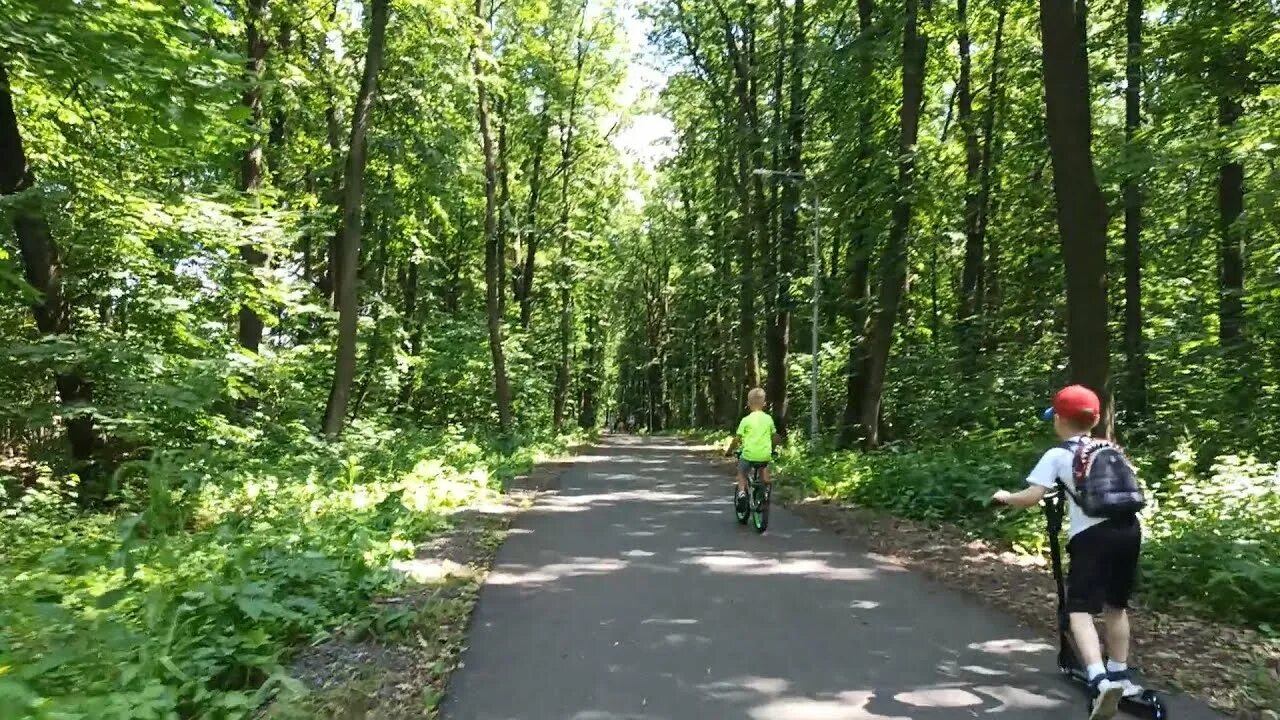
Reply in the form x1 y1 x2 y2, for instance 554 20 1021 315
1042 489 1168 719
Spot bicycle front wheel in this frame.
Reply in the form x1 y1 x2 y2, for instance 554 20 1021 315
751 484 770 533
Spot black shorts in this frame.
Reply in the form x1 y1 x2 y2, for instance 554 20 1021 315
1066 517 1141 614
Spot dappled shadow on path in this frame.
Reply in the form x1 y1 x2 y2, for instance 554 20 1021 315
442 435 1100 720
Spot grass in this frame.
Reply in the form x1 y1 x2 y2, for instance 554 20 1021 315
0 420 583 719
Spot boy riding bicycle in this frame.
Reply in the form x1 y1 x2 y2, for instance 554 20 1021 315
725 388 782 509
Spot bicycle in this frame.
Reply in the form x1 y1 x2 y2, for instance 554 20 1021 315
730 451 772 533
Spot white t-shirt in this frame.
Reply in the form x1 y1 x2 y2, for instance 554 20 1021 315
1025 437 1106 540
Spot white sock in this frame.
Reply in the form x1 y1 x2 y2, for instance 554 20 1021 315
1107 660 1127 673
1086 663 1106 681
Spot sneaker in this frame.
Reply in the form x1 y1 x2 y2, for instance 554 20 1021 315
1106 668 1143 697
1087 677 1124 720
735 490 748 513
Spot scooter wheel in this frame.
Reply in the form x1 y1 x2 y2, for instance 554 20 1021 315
1141 692 1166 720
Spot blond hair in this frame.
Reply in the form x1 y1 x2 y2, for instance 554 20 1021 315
747 387 766 407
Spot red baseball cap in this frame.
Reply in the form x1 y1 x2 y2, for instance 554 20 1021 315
1040 385 1101 423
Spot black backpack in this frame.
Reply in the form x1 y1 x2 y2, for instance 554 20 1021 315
1059 438 1146 519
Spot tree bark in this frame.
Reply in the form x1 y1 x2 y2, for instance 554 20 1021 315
397 259 421 408
765 0 807 437
763 4 786 432
516 109 552 330
717 3 764 401
321 0 389 438
319 1 344 308
1216 93 1245 349
237 0 269 353
839 0 876 448
496 100 511 317
474 0 515 434
858 0 930 449
1038 0 1112 436
579 308 601 429
1122 0 1147 417
955 0 983 357
976 2 1007 352
553 42 587 433
1 62 101 489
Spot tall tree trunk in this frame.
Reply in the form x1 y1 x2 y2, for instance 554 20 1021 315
474 0 514 434
397 259 421 408
349 218 387 424
238 0 269 353
496 101 511 317
579 308 601 429
976 2 1007 351
766 0 807 437
321 0 390 438
553 43 586 433
319 1 343 309
839 0 876 448
1122 0 1147 417
1 62 100 491
1038 0 1112 436
956 0 983 357
859 0 930 449
1216 92 1245 349
268 21 291 177
735 153 760 398
713 151 738 428
763 4 786 431
516 109 552 330
719 7 764 401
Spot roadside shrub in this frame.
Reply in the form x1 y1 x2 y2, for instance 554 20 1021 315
0 424 576 719
779 434 1280 625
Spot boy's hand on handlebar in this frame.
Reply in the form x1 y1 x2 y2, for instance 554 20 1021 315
991 489 1013 505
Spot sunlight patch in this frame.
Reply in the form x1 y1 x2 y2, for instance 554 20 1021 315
487 558 627 586
973 685 1065 712
967 638 1054 655
748 691 911 720
893 687 983 708
683 552 876 582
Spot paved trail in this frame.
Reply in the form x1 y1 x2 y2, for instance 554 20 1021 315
443 436 1220 720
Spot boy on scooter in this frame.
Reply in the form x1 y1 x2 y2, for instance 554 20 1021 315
991 385 1143 720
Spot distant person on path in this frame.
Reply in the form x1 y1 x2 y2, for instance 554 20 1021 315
627 414 636 433
725 387 781 508
991 385 1146 720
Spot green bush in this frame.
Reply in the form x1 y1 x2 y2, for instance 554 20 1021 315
0 422 575 719
780 434 1280 625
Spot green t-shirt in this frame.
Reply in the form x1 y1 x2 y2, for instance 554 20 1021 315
736 410 776 462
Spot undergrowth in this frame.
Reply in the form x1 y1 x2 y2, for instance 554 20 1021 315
0 421 581 719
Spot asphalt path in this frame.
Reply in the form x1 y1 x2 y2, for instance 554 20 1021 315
442 435 1221 720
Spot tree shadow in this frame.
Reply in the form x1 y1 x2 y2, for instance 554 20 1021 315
442 435 1215 720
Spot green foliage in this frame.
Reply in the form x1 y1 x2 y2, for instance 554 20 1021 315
779 435 1280 626
0 424 575 719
